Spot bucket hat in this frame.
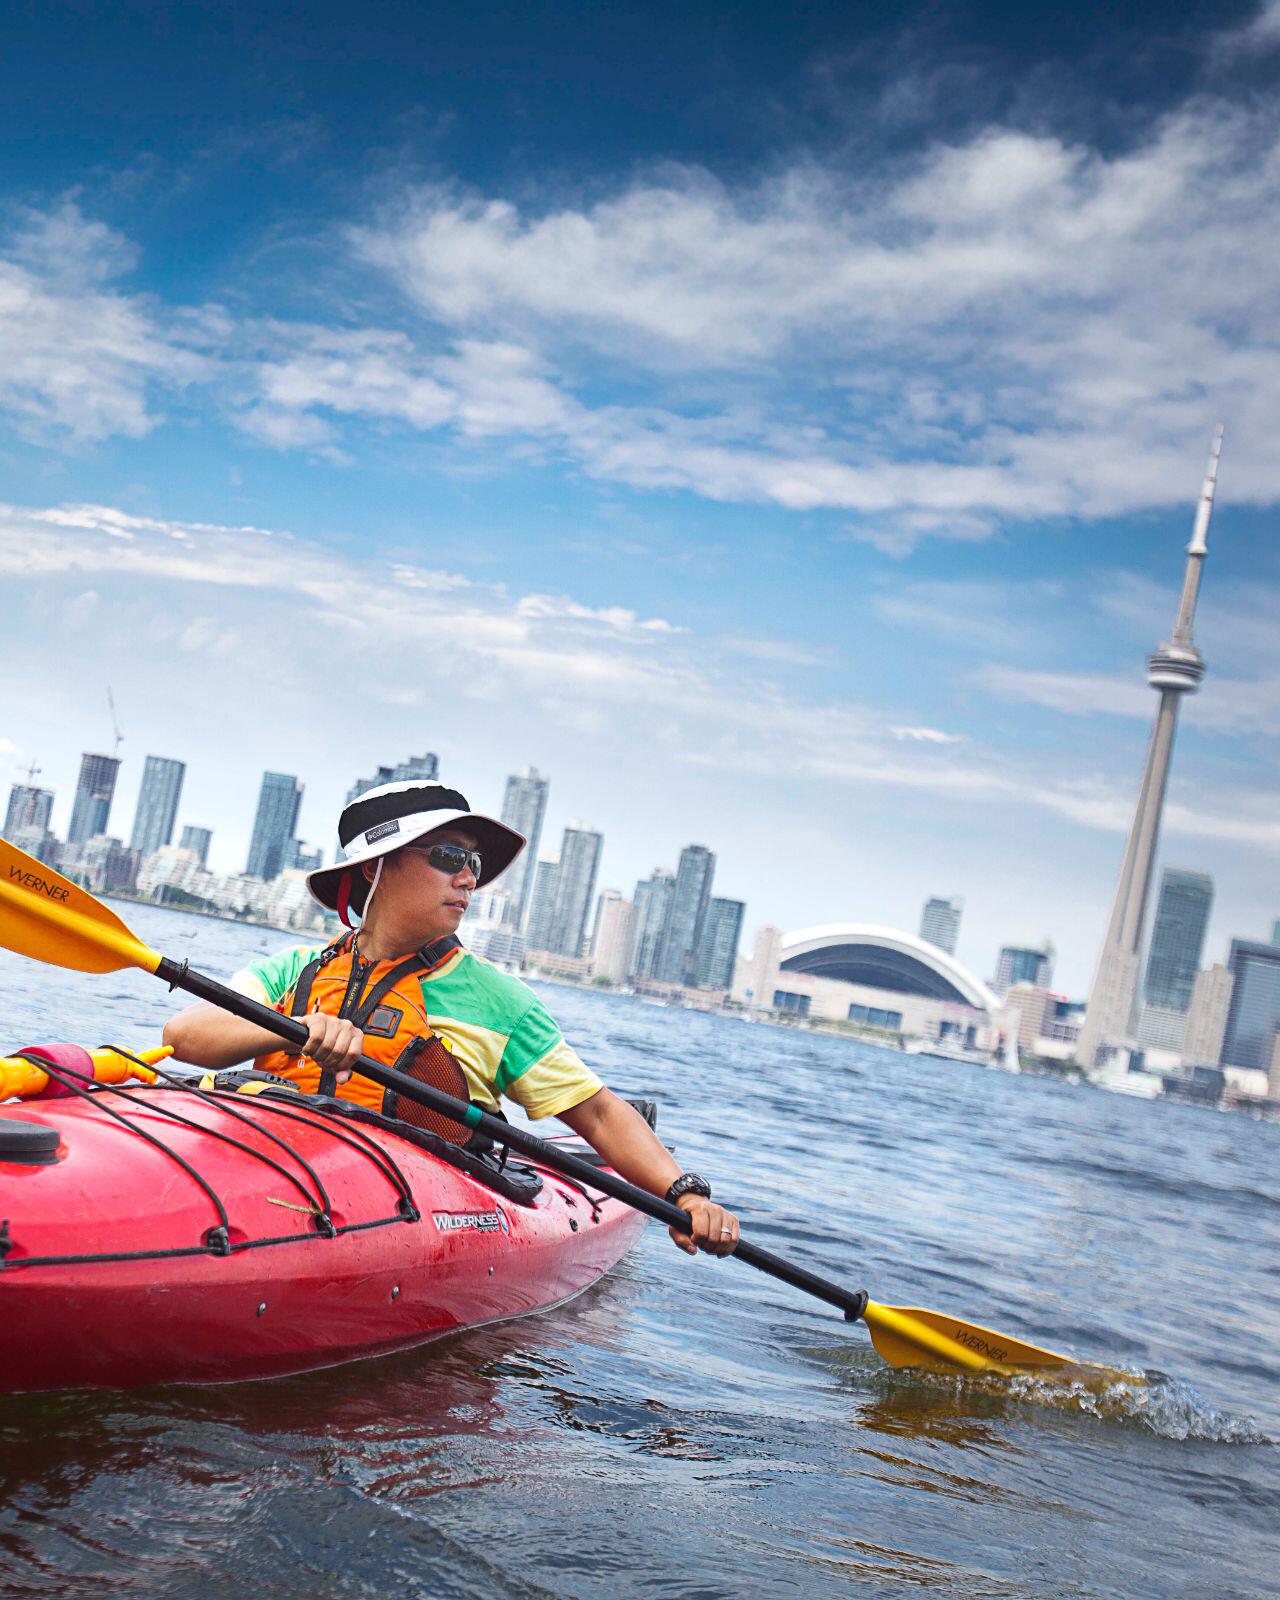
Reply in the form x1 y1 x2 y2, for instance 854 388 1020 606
306 780 525 919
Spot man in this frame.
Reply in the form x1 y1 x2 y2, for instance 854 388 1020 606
165 779 739 1258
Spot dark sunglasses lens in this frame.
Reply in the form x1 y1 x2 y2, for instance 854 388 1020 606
427 844 481 877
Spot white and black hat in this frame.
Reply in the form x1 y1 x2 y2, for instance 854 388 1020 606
305 781 526 918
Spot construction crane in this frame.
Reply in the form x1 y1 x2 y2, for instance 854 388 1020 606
106 688 124 760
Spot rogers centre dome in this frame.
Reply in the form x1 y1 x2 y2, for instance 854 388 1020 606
777 924 998 1014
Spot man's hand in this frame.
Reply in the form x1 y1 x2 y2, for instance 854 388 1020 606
300 1011 365 1084
670 1194 740 1257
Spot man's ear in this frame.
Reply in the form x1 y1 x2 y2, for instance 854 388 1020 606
362 859 378 884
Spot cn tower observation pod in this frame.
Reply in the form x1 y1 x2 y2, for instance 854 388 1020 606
778 925 998 1015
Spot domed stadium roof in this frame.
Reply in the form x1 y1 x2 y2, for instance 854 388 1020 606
778 924 997 1012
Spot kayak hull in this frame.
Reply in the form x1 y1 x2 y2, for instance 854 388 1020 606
0 1084 647 1392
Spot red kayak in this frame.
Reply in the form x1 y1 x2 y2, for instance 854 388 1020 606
0 1045 648 1393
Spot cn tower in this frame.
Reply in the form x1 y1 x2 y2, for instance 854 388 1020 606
1074 428 1224 1071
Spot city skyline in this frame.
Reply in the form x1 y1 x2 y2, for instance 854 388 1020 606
7 731 1275 1002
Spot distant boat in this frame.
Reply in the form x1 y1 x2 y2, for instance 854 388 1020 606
903 1036 1021 1073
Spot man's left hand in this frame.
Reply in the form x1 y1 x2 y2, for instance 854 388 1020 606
670 1194 740 1257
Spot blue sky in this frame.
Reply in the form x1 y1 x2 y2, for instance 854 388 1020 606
2 0 1278 992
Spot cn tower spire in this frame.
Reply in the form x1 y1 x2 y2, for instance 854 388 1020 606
1074 427 1224 1071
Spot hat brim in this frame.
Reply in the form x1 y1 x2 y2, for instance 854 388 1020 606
305 810 526 914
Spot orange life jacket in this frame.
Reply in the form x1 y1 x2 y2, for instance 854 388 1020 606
253 931 471 1142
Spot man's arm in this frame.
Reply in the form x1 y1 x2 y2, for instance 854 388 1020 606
164 1001 367 1076
558 1087 740 1257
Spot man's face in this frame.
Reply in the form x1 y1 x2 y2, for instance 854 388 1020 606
371 826 480 935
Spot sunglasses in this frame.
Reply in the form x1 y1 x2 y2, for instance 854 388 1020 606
408 841 483 879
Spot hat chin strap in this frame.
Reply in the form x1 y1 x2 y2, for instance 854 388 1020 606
360 858 385 923
336 856 385 930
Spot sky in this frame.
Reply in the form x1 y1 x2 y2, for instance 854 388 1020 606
2 0 1278 994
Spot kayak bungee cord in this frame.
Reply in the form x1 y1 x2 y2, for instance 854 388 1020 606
0 1051 418 1271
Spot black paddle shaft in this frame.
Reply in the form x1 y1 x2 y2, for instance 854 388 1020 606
158 957 870 1323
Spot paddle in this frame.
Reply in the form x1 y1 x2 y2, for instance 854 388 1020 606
0 836 1103 1380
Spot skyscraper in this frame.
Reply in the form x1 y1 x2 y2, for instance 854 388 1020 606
656 844 715 986
499 767 549 928
696 896 746 990
5 783 53 837
179 825 212 868
1220 940 1280 1073
545 824 603 957
246 772 303 880
920 896 962 955
631 868 675 979
1143 869 1213 1009
1076 429 1224 1069
994 944 1055 994
591 891 637 983
129 755 186 860
1182 964 1234 1068
524 858 561 951
67 753 121 846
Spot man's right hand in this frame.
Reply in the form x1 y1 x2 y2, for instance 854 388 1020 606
300 1011 365 1084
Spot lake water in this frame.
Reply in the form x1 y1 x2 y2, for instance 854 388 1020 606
0 902 1276 1598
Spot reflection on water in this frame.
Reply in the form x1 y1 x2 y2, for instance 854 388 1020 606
0 903 1277 1597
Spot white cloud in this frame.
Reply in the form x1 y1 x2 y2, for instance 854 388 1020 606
0 202 202 442
6 83 1279 544
890 725 963 744
335 105 1280 530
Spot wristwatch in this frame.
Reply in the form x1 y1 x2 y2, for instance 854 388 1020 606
665 1172 712 1205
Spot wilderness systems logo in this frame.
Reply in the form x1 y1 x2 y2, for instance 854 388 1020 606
7 865 69 903
432 1209 509 1235
952 1327 1009 1363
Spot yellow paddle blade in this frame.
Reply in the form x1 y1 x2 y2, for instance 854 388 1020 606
0 837 161 976
864 1300 1078 1377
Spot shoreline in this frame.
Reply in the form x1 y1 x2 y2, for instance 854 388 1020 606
103 891 314 943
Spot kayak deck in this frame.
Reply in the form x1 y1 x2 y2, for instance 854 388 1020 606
0 1078 647 1392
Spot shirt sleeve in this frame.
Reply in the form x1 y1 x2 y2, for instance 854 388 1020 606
230 945 320 1009
495 996 603 1120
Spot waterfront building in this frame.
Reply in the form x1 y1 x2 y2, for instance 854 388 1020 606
631 868 675 979
920 896 962 956
1272 919 1280 947
285 840 323 873
656 845 715 986
246 772 303 880
591 891 637 983
993 943 1054 995
1220 940 1280 1073
524 858 561 951
179 825 212 869
544 824 603 958
1269 1032 1280 1102
73 835 139 895
1001 983 1056 1052
1182 963 1234 1068
67 753 121 846
129 755 186 860
5 783 53 837
1143 868 1212 1009
697 896 746 991
1076 430 1224 1069
1138 868 1212 1052
468 924 526 968
499 767 549 927
737 923 1003 1049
